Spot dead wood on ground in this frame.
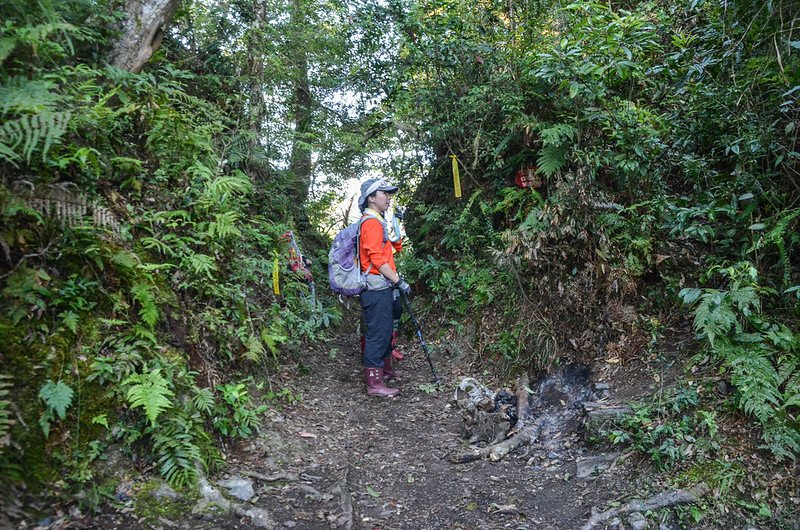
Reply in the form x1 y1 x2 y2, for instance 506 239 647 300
336 465 353 530
452 373 541 463
580 482 710 530
241 470 299 482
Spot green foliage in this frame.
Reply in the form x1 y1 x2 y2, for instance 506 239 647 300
38 380 74 420
38 380 74 437
0 375 13 449
124 369 174 427
212 382 267 438
682 264 800 460
151 415 204 488
603 386 720 469
130 282 159 328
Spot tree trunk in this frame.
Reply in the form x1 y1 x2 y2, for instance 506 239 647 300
247 0 267 141
288 0 313 229
108 0 182 73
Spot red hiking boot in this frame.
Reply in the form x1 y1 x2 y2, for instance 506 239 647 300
365 368 399 397
391 330 404 360
383 356 397 382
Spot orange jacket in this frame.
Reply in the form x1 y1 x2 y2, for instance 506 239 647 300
359 216 402 275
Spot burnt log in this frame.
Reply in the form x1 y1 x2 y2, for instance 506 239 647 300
453 373 540 463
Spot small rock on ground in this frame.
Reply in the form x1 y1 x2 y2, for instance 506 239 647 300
153 482 182 501
576 453 620 478
217 476 256 501
627 511 648 530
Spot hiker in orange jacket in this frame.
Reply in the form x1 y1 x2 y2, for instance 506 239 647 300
357 178 410 397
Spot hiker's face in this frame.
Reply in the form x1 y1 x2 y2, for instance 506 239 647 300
370 190 391 213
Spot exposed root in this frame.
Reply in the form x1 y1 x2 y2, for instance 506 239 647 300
336 465 353 530
453 374 539 463
580 482 710 530
241 470 299 482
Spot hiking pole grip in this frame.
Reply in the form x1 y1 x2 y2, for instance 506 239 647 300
400 292 440 383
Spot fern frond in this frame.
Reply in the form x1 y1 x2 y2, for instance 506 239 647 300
59 310 79 333
537 145 567 177
139 236 176 257
693 290 736 345
182 253 217 279
0 110 71 165
781 356 800 409
727 285 759 316
130 282 159 328
538 123 578 146
0 375 14 449
191 387 215 415
38 379 74 419
124 369 173 426
727 347 781 424
207 210 242 240
0 78 59 115
202 172 252 205
761 420 800 461
764 209 800 286
110 249 139 271
151 415 202 488
243 334 265 362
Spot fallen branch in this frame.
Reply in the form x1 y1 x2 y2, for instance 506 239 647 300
336 465 353 530
453 374 539 463
452 423 541 463
241 470 299 482
581 482 710 530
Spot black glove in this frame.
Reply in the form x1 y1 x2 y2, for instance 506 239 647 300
394 279 411 296
394 208 405 221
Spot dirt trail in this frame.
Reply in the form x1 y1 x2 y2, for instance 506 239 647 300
80 331 661 530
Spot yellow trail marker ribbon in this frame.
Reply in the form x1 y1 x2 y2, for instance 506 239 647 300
449 154 462 198
273 256 281 295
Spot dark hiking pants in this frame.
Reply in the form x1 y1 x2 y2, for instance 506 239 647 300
360 288 394 368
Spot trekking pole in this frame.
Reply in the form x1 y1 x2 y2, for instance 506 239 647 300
399 292 441 384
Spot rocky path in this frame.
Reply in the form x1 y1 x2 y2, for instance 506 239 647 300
78 331 664 530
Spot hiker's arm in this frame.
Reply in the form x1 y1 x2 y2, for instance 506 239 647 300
378 263 400 284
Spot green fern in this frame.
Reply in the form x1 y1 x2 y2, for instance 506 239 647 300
692 291 736 346
124 369 173 427
59 310 79 333
243 334 266 362
724 344 781 424
182 252 217 279
261 325 288 358
537 144 567 177
0 110 72 165
110 249 139 271
762 209 800 286
778 354 800 409
130 282 159 328
0 375 14 449
538 123 578 146
202 172 251 206
0 77 58 115
151 415 203 488
762 420 800 461
207 211 242 240
191 387 215 415
139 236 176 257
38 379 74 419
